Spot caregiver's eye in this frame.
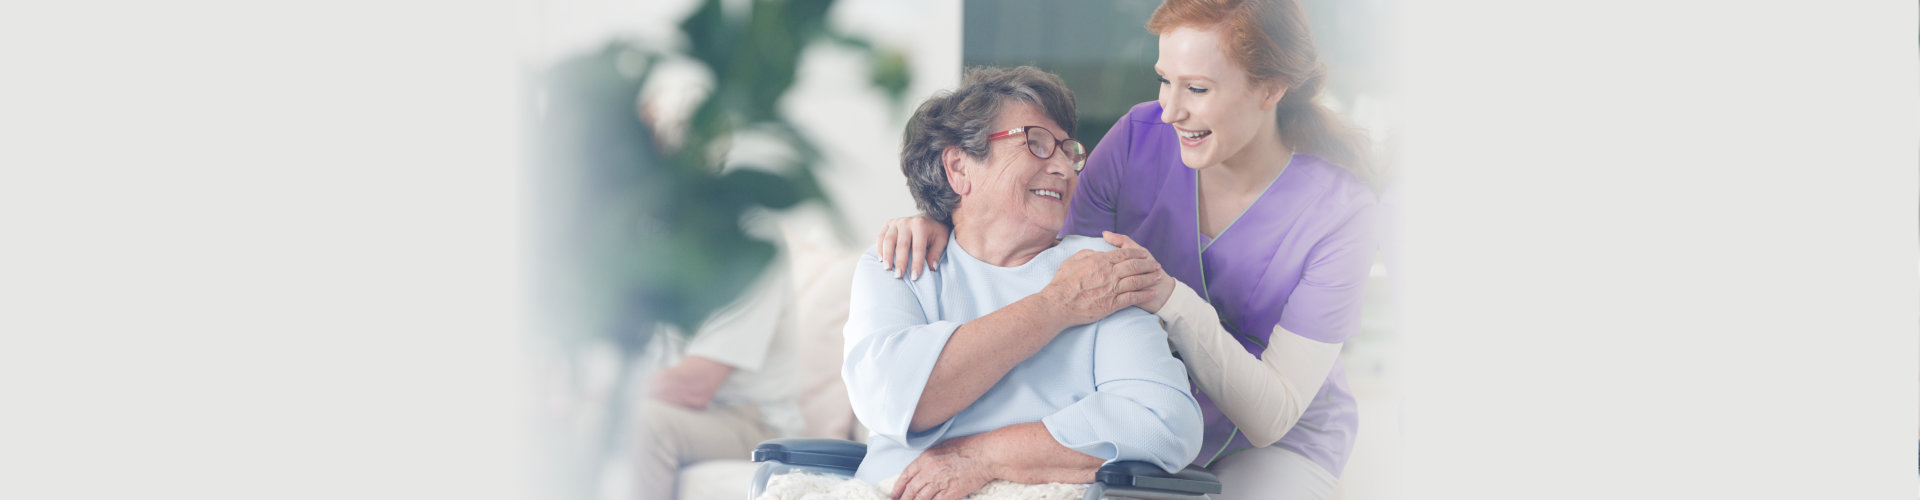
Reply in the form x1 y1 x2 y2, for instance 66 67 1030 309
1188 86 1209 94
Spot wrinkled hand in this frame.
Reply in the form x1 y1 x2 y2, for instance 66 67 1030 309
876 214 950 280
1105 232 1175 313
1041 231 1165 326
648 355 732 410
892 434 994 500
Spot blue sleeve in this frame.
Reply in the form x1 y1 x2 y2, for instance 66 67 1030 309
1040 309 1204 472
1061 109 1132 239
841 248 960 448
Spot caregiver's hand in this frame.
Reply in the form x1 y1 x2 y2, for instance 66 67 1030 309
1040 231 1164 326
892 434 993 500
875 214 949 280
1104 231 1175 314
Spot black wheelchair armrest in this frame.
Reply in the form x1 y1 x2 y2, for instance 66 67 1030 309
1096 461 1222 495
751 437 868 474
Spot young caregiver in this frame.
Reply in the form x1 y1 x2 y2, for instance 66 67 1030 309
873 1 1379 498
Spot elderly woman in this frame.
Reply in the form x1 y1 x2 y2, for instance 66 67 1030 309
874 2 1380 499
842 66 1204 500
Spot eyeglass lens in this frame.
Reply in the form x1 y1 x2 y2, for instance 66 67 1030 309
1024 128 1086 171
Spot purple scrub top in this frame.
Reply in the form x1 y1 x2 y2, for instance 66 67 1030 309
1061 101 1378 476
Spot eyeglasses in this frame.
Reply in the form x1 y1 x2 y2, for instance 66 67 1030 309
985 126 1088 173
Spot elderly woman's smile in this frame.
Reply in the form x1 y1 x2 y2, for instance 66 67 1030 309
844 66 1205 489
893 66 1088 268
953 101 1080 251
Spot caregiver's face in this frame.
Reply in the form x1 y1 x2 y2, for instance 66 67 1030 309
1156 24 1282 171
961 101 1079 238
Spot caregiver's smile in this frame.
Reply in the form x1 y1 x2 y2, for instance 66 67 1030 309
1175 126 1212 148
1155 24 1286 172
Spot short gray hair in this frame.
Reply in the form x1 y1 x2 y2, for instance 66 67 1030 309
900 66 1078 227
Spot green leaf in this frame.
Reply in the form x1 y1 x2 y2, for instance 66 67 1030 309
720 169 806 210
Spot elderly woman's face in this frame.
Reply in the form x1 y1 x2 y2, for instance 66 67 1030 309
956 102 1079 239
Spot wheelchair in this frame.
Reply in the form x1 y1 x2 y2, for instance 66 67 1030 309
748 438 1221 500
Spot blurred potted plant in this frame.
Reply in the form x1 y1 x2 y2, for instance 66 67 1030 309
527 0 908 497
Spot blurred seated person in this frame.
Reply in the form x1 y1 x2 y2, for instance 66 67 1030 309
842 66 1203 499
634 256 802 499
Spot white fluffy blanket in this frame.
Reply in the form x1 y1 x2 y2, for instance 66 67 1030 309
757 471 1088 500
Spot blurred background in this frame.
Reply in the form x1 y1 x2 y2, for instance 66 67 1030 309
2 2 1909 500
522 0 1401 499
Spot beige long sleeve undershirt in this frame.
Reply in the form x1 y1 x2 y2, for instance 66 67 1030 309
1155 280 1343 447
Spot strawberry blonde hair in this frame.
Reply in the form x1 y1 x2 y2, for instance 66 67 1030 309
1148 0 1372 182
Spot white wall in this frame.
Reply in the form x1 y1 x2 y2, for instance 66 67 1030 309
784 0 962 252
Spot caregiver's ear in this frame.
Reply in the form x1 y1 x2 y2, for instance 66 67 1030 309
1261 81 1289 110
942 145 972 196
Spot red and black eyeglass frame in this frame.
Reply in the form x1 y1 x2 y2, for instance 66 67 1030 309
985 126 1088 172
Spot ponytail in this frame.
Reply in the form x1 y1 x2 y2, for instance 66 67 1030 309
1277 70 1373 186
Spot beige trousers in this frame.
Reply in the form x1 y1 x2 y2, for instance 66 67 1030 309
631 399 776 500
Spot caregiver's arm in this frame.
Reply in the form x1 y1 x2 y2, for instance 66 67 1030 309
1152 204 1376 447
1098 233 1337 447
1156 281 1341 447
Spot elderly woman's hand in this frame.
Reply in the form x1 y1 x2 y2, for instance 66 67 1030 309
1040 231 1166 326
876 214 950 280
891 433 994 500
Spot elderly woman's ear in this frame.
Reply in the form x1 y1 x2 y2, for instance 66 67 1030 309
942 145 972 196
